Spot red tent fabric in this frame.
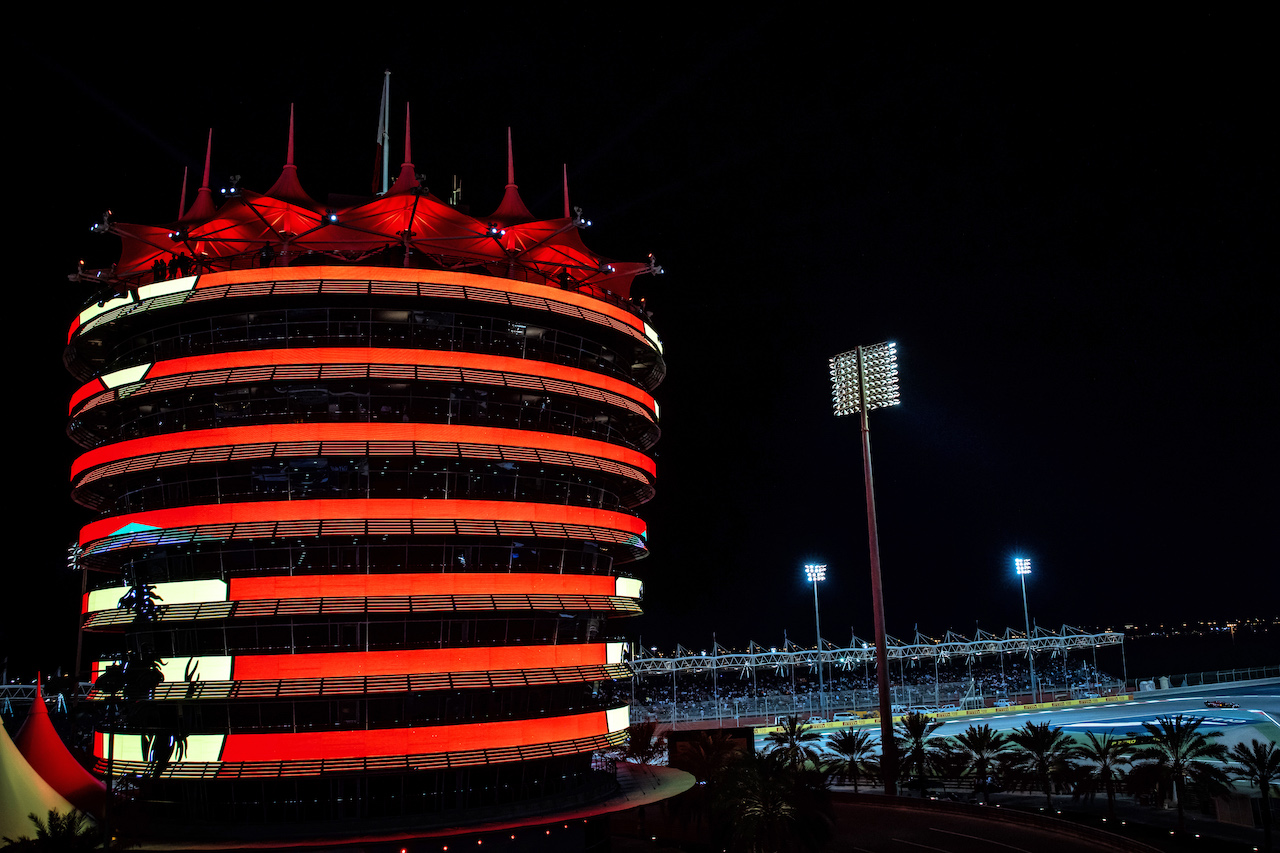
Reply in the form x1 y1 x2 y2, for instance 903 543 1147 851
14 679 106 818
105 140 651 302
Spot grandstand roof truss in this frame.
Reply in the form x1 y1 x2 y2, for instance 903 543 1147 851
629 625 1123 676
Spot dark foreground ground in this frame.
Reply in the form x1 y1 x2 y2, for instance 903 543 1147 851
611 785 1270 852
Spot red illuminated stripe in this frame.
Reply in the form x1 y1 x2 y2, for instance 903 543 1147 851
71 347 655 416
188 267 646 334
92 708 617 764
68 378 108 414
220 710 613 762
231 644 609 680
229 572 616 601
70 423 655 481
78 499 646 548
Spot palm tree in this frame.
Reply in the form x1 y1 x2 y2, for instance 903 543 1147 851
714 750 833 852
1228 738 1279 852
951 723 1012 802
765 715 823 771
895 712 944 797
2 809 101 850
681 729 743 784
825 729 876 791
1076 730 1133 818
1132 714 1231 831
619 720 666 764
1008 721 1080 808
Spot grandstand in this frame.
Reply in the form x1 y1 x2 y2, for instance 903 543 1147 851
629 624 1124 727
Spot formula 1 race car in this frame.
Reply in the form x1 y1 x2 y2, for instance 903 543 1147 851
1204 700 1240 709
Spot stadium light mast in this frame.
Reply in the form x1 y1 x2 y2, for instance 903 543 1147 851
1015 556 1037 704
830 340 900 795
804 563 827 716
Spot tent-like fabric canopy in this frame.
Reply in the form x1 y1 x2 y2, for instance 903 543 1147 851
1 715 80 840
105 156 650 303
14 680 106 817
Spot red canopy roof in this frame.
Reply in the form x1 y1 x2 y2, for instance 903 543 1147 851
102 123 654 304
14 679 105 817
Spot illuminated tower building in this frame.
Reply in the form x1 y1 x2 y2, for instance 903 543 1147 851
66 113 664 837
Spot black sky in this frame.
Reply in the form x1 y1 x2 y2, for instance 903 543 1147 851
6 13 1275 675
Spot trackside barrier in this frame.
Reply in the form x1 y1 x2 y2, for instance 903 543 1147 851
752 695 1133 736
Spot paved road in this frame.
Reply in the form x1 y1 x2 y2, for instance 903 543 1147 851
826 799 1150 852
935 684 1280 752
757 682 1280 752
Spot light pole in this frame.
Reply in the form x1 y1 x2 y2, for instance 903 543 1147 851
830 340 900 794
1015 557 1037 704
805 563 827 717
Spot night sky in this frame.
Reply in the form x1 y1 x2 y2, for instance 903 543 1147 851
7 14 1274 676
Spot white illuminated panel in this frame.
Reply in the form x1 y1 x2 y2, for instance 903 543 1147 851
136 276 197 301
72 276 197 332
606 642 626 665
76 294 133 328
100 363 151 389
86 579 228 614
615 577 643 599
606 706 631 733
644 322 664 354
98 732 224 763
96 656 233 684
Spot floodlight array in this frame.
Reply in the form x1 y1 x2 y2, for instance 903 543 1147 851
1015 557 1032 576
830 341 900 416
804 563 827 583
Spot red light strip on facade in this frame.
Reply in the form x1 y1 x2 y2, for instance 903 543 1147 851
70 423 655 482
70 347 656 417
229 572 619 601
68 378 106 412
231 643 612 681
78 499 646 549
219 710 615 762
189 267 646 334
68 267 648 344
80 573 629 615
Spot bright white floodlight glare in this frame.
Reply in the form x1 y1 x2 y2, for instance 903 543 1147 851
804 563 827 583
1015 557 1032 576
830 341 900 416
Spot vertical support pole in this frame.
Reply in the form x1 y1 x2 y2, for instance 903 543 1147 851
859 346 897 795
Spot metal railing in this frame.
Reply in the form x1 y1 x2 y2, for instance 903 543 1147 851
1129 663 1280 692
631 677 1127 727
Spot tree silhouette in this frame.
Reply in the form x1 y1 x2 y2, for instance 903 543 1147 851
713 750 833 853
1 809 101 850
825 728 876 792
1228 738 1279 852
765 715 824 771
618 720 666 765
1075 730 1133 819
1008 721 1080 808
951 723 1012 802
1132 714 1231 831
681 729 742 783
117 582 162 623
894 712 945 797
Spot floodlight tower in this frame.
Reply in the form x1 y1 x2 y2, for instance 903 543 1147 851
804 563 827 716
829 341 900 794
1015 557 1037 704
